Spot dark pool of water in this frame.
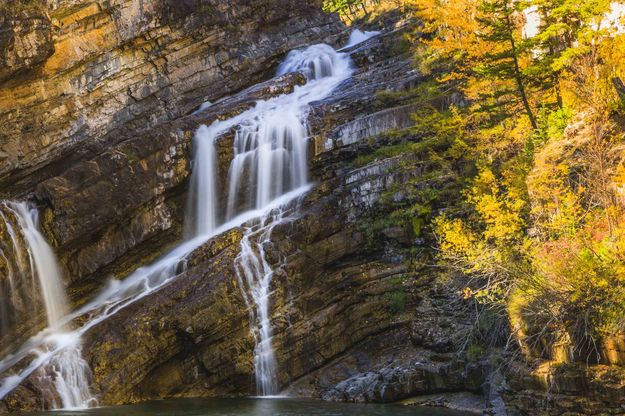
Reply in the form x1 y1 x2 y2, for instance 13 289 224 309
21 398 474 416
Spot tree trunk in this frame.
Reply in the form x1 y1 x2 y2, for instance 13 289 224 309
506 12 538 129
554 72 563 109
613 77 625 104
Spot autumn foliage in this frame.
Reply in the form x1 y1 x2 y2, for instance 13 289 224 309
401 0 625 361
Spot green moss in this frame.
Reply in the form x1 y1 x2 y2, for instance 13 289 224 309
389 274 408 287
353 140 406 167
124 150 141 164
373 79 442 109
386 290 406 314
356 215 396 250
352 135 442 168
411 217 424 237
391 36 412 56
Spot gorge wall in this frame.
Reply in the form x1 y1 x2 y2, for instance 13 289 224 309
1 1 490 410
1 1 623 415
73 29 488 408
1 0 340 294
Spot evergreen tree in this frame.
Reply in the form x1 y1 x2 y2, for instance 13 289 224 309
524 0 612 108
475 0 538 128
413 0 538 129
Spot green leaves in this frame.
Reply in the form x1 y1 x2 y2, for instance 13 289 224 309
322 0 369 19
413 0 625 359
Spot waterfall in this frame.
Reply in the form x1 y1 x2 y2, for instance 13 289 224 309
341 29 381 50
225 45 351 395
225 106 309 219
49 334 95 410
0 202 95 409
4 202 68 328
236 219 280 396
185 124 219 238
179 42 351 394
234 206 302 396
0 36 356 404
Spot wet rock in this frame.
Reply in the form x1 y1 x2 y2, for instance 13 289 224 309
2 11 495 413
26 23 494 409
82 229 252 404
400 392 488 414
33 71 312 289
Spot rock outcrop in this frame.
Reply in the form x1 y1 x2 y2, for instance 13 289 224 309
504 361 625 416
0 0 341 295
2 2 623 415
0 3 54 83
1 0 340 195
64 27 488 409
1 16 494 411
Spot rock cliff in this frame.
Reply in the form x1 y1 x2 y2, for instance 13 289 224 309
1 2 623 415
1 0 340 294
1 7 492 410
70 28 488 409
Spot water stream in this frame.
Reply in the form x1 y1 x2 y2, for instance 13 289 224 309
0 33 374 407
186 41 352 395
0 202 95 409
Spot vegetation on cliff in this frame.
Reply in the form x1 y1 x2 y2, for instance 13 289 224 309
414 0 625 363
340 0 625 364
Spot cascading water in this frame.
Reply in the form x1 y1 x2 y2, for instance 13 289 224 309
185 124 219 238
0 202 95 409
194 43 352 395
5 202 68 328
340 29 381 50
234 207 298 396
0 34 360 404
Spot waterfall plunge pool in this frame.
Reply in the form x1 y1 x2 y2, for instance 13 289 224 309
20 397 475 416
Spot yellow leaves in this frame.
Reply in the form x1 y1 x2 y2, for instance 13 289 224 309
462 284 507 304
527 147 583 239
612 163 625 208
411 0 486 74
605 34 625 78
415 0 481 38
434 165 530 305
468 167 527 241
434 216 479 259
462 286 474 299
408 0 625 343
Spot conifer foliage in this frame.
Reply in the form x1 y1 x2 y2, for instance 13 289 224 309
322 0 625 364
402 0 625 361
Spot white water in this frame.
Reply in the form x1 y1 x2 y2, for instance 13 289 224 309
4 202 68 328
235 200 306 396
182 42 352 394
340 29 381 50
48 333 95 410
0 202 95 409
192 101 213 115
185 124 220 238
232 44 351 395
0 37 354 403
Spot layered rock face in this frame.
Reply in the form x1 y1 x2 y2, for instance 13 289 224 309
1 0 339 193
71 28 487 407
1 13 491 411
504 362 625 416
3 3 621 415
0 0 341 295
